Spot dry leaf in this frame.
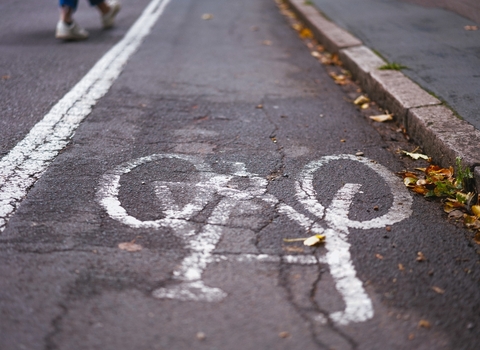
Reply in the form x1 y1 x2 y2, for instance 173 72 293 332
369 114 393 122
299 28 313 39
464 25 478 31
360 103 369 109
418 319 431 329
376 254 384 260
256 104 263 109
448 209 464 219
398 263 405 271
279 331 290 338
201 13 213 20
292 23 303 31
304 234 326 246
311 51 321 58
474 232 480 245
471 205 480 218
353 95 370 105
118 242 142 252
2 75 10 80
402 150 429 160
416 251 426 262
431 286 445 294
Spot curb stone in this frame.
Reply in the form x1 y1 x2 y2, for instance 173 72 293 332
286 0 480 193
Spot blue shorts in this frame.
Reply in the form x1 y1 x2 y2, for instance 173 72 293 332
59 0 104 11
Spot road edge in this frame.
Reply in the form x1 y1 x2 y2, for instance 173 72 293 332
286 0 480 193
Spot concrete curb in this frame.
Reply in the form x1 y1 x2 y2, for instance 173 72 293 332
286 0 480 193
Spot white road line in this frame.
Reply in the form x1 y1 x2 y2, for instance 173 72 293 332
0 0 172 232
297 154 413 325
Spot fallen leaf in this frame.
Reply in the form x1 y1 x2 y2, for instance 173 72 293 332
340 139 346 143
369 114 393 122
416 251 426 262
311 51 321 58
431 286 445 294
404 177 418 188
472 205 480 218
256 104 263 109
201 13 213 20
398 263 405 271
292 23 303 31
299 28 313 39
464 25 478 31
118 242 142 252
474 232 480 245
448 209 464 219
353 95 370 105
464 215 480 229
418 319 431 329
402 150 429 160
2 75 10 80
279 331 290 338
304 234 326 246
360 102 370 109
376 254 384 260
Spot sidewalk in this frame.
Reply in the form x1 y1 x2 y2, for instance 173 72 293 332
286 0 480 192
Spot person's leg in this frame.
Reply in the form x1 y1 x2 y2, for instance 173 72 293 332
89 0 121 29
59 0 78 23
56 0 89 40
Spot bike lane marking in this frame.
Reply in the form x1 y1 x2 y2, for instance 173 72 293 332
97 153 413 325
0 0 172 232
296 154 413 325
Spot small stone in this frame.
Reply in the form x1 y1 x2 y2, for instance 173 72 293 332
355 152 364 156
196 332 206 341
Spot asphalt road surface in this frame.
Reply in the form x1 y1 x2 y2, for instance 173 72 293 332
0 0 479 349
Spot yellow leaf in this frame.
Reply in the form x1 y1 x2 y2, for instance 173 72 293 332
353 95 370 105
472 205 480 218
299 28 313 39
118 242 142 252
369 114 393 122
418 319 431 329
404 177 417 187
416 251 426 262
303 234 326 246
402 150 429 160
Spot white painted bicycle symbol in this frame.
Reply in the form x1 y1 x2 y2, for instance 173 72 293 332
97 153 412 325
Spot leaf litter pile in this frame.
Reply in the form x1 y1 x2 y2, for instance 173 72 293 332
275 0 480 247
400 157 480 245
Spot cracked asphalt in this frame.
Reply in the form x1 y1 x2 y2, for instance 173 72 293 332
1 0 479 349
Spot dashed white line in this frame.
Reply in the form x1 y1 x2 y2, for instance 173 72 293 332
0 0 172 232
